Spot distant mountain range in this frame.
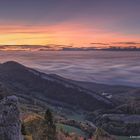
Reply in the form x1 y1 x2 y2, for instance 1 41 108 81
0 45 140 51
62 46 140 51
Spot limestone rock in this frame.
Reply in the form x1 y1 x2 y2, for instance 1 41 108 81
0 95 23 140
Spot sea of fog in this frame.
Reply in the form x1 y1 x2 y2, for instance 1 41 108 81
0 51 140 87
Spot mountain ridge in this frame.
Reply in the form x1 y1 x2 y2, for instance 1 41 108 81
0 61 115 111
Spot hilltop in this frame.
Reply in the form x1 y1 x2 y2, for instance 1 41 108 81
0 61 115 111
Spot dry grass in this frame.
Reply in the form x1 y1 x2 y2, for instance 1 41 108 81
24 135 33 140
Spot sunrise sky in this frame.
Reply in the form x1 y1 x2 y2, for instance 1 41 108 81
0 0 140 48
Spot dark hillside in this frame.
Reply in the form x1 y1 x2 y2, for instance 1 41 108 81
0 61 115 111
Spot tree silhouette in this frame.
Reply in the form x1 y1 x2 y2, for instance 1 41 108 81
42 109 56 140
44 109 53 126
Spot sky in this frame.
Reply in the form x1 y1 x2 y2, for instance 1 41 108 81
0 0 140 48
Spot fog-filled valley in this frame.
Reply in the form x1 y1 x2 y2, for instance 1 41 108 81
0 51 140 87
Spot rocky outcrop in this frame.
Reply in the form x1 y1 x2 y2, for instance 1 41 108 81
0 95 23 140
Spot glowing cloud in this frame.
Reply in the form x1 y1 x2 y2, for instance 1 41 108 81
0 20 140 48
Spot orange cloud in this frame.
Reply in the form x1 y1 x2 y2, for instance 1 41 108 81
0 21 140 47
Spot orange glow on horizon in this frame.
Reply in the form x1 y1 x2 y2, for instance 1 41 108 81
0 21 140 49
